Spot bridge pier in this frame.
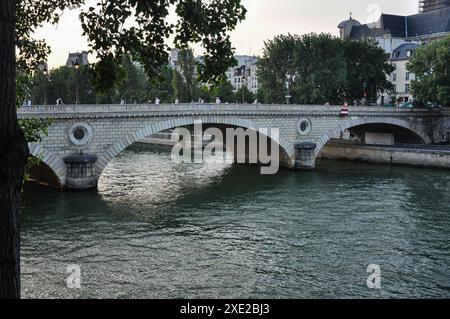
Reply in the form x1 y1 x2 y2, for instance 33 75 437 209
63 154 98 190
293 142 317 170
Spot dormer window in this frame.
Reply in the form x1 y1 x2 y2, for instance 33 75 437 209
406 50 413 57
395 51 401 58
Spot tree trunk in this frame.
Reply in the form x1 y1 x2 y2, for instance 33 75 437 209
0 0 29 299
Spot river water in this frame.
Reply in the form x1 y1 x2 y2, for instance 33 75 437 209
21 145 450 298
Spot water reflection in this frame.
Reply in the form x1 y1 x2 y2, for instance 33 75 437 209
21 145 450 299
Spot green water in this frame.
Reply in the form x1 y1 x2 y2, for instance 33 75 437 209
21 146 450 298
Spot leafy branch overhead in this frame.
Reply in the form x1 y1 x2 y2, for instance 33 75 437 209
88 0 246 89
17 0 246 89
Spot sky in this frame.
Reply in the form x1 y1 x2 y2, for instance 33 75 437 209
34 0 420 69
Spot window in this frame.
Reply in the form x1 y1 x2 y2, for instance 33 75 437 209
395 51 400 58
405 84 410 93
406 72 410 81
393 85 397 93
407 50 413 57
392 73 397 82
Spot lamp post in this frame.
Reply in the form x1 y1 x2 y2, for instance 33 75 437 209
285 73 292 104
42 66 48 105
242 75 246 104
363 80 367 106
74 59 80 105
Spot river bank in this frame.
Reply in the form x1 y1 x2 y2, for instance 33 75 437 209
319 139 450 169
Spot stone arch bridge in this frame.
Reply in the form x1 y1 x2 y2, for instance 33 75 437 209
17 104 447 189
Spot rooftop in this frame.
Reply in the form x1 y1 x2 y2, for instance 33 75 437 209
391 43 421 60
347 7 450 39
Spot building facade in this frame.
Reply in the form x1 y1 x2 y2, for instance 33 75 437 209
389 43 420 103
66 51 89 68
169 49 260 95
338 1 450 104
420 0 450 13
225 55 259 94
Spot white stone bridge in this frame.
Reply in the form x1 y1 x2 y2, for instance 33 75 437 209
17 103 449 189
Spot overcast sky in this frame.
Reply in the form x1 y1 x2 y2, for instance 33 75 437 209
35 0 419 69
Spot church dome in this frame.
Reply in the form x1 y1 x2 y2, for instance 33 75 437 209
338 16 361 29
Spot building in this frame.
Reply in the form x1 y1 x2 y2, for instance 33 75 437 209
420 0 450 13
389 43 421 103
169 49 260 95
225 55 259 94
66 51 89 68
168 48 179 69
338 3 450 52
338 1 450 104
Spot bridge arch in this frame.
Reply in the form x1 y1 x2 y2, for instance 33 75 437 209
315 117 432 157
96 116 295 178
28 144 66 187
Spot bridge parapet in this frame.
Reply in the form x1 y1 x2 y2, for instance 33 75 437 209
17 104 443 119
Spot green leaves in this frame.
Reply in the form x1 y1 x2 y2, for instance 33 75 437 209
342 39 394 103
16 0 246 101
77 0 246 90
257 33 394 105
258 33 347 104
408 36 450 107
18 118 53 144
16 0 84 73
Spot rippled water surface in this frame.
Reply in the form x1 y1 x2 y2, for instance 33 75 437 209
21 145 450 298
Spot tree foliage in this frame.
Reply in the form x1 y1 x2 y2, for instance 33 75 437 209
79 0 246 89
2 0 247 299
211 81 236 103
235 85 255 103
17 0 246 100
257 33 393 105
172 49 199 102
342 39 394 103
30 66 96 105
407 36 450 107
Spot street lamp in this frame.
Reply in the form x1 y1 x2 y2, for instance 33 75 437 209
42 66 48 105
363 80 367 106
242 75 246 104
74 59 80 105
285 73 292 104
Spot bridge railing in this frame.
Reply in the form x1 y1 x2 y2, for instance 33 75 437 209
17 103 441 115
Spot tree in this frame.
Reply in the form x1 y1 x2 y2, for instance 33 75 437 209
1 0 246 299
198 85 213 103
0 0 28 300
407 36 450 107
257 34 298 104
257 33 393 105
172 49 199 102
235 85 255 104
342 39 394 105
211 81 235 103
258 33 347 105
31 65 97 105
115 55 149 103
148 65 175 103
